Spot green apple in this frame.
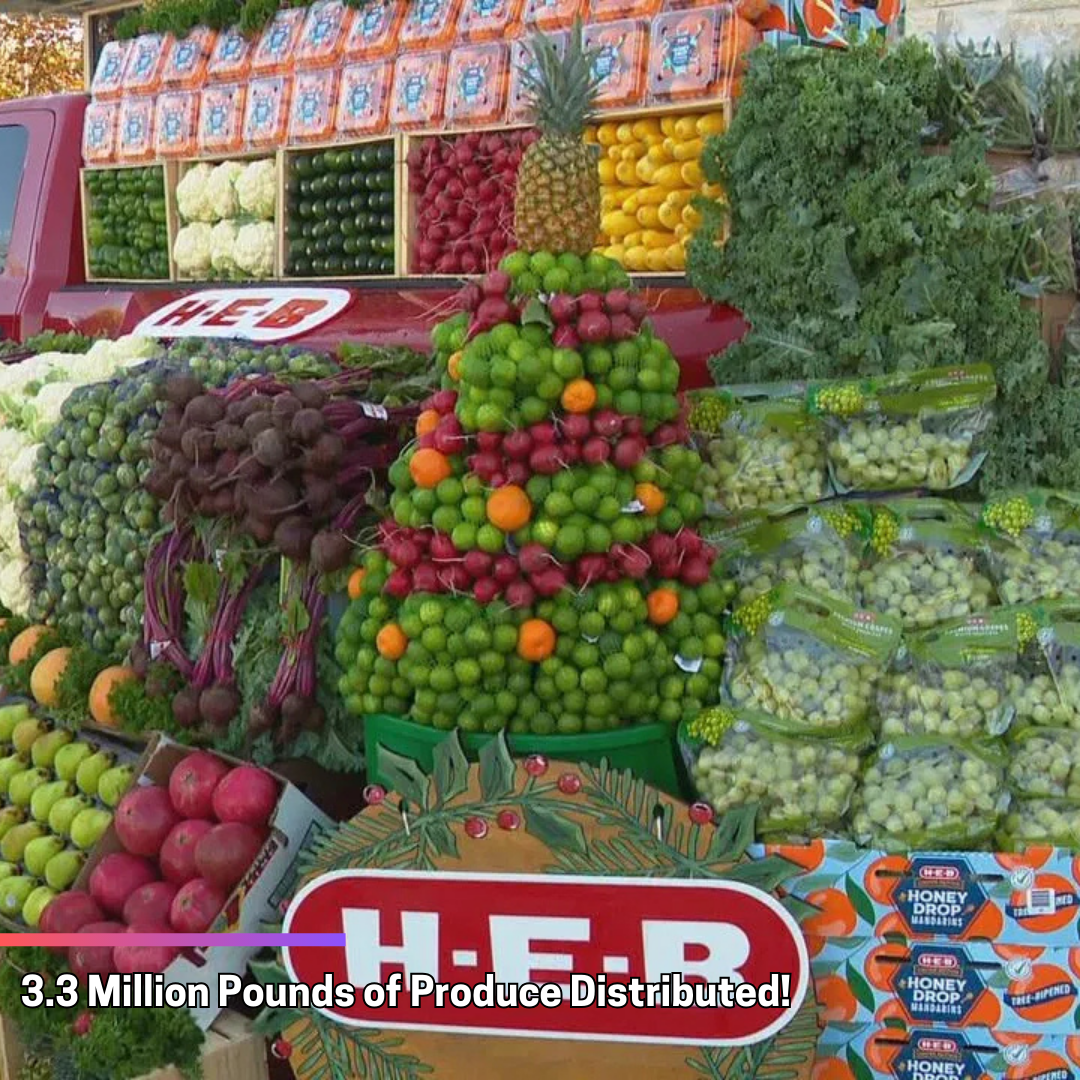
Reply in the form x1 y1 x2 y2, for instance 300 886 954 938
0 753 28 796
54 741 94 783
0 862 17 881
21 884 56 928
0 704 31 743
97 765 134 809
48 795 92 838
0 807 25 842
44 849 85 891
30 780 73 824
12 719 47 756
70 808 112 852
23 835 64 878
0 822 44 864
8 768 51 808
75 751 115 798
30 728 72 770
0 876 38 919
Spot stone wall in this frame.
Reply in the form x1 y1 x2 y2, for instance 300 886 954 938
906 0 1080 49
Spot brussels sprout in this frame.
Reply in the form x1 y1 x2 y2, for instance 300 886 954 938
858 549 994 630
877 666 1009 740
999 799 1080 849
1007 729 1080 800
689 723 862 834
851 742 1004 850
829 417 975 492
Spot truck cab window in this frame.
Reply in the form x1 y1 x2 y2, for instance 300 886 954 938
0 125 28 274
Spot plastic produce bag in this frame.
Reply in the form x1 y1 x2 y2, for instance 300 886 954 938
724 584 901 734
690 388 828 516
999 798 1080 850
1007 726 1080 800
679 706 871 839
1009 603 1080 729
715 503 866 608
808 365 996 494
850 736 1008 853
876 612 1017 742
858 500 996 629
980 490 1080 604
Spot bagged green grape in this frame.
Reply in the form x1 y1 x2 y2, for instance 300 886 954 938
850 736 1008 852
690 388 828 516
876 613 1016 741
998 798 1080 850
857 500 996 630
1008 602 1080 729
680 706 871 839
724 584 901 733
1007 726 1080 800
715 503 867 608
981 491 1080 604
808 365 996 494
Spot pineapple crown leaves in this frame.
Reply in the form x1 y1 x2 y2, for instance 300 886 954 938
520 19 604 137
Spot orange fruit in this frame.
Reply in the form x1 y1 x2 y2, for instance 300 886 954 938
30 647 71 708
1007 963 1076 1023
447 351 463 380
88 665 138 728
768 839 825 872
347 567 366 600
416 409 440 437
864 943 906 991
998 847 1053 872
635 482 665 515
409 448 453 488
811 1060 855 1080
863 854 908 903
376 624 408 660
802 888 858 939
518 619 556 662
9 625 49 665
965 902 1006 940
487 485 532 532
646 588 679 626
815 974 858 1023
561 379 598 414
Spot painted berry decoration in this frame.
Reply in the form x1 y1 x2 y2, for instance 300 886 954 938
363 784 387 805
497 809 521 831
689 802 713 825
72 1012 94 1037
524 754 549 777
557 772 582 795
465 816 489 839
272 1039 293 1060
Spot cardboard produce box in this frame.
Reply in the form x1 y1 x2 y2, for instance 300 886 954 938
73 734 334 1030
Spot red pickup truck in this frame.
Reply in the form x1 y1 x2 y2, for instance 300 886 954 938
0 93 745 388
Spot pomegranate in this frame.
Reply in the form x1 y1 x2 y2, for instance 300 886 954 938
160 819 214 885
170 878 227 933
114 924 179 975
211 765 279 828
41 892 104 953
168 751 230 819
69 921 125 982
194 822 266 892
89 853 158 917
122 881 179 929
115 786 179 858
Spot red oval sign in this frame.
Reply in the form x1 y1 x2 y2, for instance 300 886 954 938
283 870 809 1046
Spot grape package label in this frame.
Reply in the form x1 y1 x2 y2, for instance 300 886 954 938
133 287 353 342
282 869 808 1045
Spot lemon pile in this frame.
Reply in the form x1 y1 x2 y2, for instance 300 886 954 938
585 111 726 273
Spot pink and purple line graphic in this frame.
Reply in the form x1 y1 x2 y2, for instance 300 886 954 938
5 932 344 948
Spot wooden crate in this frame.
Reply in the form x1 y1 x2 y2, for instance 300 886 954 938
279 134 404 281
173 149 286 281
80 160 179 283
0 1010 268 1080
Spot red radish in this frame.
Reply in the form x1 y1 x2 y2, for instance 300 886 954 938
389 539 421 570
582 437 611 465
578 292 604 312
490 471 507 488
576 311 612 343
658 558 682 579
122 882 179 928
429 533 459 561
440 564 472 592
529 445 562 475
417 433 436 450
482 270 512 296
195 822 267 891
411 563 442 592
610 314 637 341
432 425 465 456
533 567 569 597
681 557 711 586
502 430 533 460
493 556 519 584
505 461 530 486
650 423 680 447
592 411 622 438
474 577 501 603
168 751 229 819
469 451 501 478
518 543 550 575
679 531 704 557
613 437 647 469
530 422 557 445
160 819 214 885
552 325 580 350
575 554 608 586
385 567 413 598
89 853 158 917
650 533 678 564
504 580 536 607
617 545 651 578
211 765 279 828
476 431 503 452
623 415 644 435
560 442 580 465
604 289 631 315
475 298 516 329
171 879 226 933
561 413 591 442
548 294 577 324
462 550 493 579
431 389 457 414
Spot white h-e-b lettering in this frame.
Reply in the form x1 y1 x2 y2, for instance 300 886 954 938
343 909 439 988
642 920 751 984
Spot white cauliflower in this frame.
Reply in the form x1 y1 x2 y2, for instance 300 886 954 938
207 160 245 221
28 382 77 436
6 443 39 494
234 221 276 278
102 334 159 368
174 222 214 278
176 162 215 223
0 502 20 551
210 219 240 276
0 555 32 616
235 158 277 220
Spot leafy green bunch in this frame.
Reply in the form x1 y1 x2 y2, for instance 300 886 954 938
688 37 1065 493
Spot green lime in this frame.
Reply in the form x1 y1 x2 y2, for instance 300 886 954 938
476 524 505 553
585 346 613 377
436 477 463 505
544 491 574 519
552 348 583 380
571 485 600 514
451 522 477 550
461 495 486 524
432 506 461 533
501 251 530 276
520 395 548 424
542 266 571 293
476 403 506 431
529 251 557 275
580 667 607 694
554 525 586 560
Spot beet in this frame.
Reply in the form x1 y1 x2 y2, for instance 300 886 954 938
207 487 235 516
187 464 213 498
183 395 225 428
214 449 240 478
271 394 302 421
180 428 215 463
213 423 246 452
243 515 274 545
311 530 352 574
199 684 240 728
172 687 201 729
243 412 275 441
304 432 344 476
251 428 288 469
156 422 182 450
274 516 315 561
247 703 277 736
169 451 190 480
303 474 335 516
163 374 203 408
282 693 323 733
144 466 174 500
255 478 300 518
130 642 149 679
247 394 273 413
233 456 266 485
290 408 326 445
161 404 184 431
292 382 327 410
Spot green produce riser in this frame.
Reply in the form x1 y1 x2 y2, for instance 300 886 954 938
364 713 686 799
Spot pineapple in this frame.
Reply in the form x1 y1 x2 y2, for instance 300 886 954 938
514 22 603 257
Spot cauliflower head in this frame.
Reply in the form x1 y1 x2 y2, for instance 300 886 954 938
210 219 240 276
174 222 214 278
234 221 276 278
176 162 215 224
206 160 245 221
0 555 32 617
236 158 277 221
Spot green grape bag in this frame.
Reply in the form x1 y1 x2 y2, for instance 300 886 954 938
850 735 1008 853
808 364 996 494
980 490 1080 605
998 797 1080 851
1007 725 1080 801
690 387 829 517
724 583 902 734
876 612 1018 742
678 706 872 841
858 499 997 630
1006 601 1080 731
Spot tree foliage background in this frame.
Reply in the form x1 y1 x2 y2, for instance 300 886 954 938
0 15 82 101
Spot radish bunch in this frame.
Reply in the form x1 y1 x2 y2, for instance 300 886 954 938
408 130 538 275
547 289 650 352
